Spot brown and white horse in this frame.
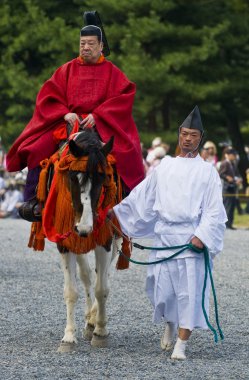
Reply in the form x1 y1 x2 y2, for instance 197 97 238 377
51 129 122 351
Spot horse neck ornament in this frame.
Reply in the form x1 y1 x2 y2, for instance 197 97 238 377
57 128 121 351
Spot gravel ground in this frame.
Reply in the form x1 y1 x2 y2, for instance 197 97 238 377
0 219 248 380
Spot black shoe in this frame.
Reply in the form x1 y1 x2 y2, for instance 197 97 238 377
18 197 42 222
226 225 237 230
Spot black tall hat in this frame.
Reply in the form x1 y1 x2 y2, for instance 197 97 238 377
180 105 204 132
81 11 110 56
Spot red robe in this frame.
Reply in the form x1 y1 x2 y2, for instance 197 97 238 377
6 58 145 190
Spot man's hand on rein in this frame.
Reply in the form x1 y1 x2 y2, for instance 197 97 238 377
191 236 204 249
81 113 95 128
64 113 80 127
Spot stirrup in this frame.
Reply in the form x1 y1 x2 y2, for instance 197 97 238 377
18 197 42 222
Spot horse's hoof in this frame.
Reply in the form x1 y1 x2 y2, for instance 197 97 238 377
83 324 94 341
91 333 109 348
57 342 77 353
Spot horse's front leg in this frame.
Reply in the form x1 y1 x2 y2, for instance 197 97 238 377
60 252 78 344
91 244 113 347
76 253 95 339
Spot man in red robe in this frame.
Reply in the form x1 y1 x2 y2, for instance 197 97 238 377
6 14 145 220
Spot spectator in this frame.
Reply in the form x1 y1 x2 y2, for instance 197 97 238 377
245 168 249 214
216 142 232 171
147 146 167 175
15 170 27 186
200 147 209 161
0 179 24 218
203 141 218 166
0 167 6 205
219 147 242 229
0 137 6 168
232 150 244 215
146 137 163 165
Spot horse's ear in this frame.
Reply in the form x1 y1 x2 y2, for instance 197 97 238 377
101 136 114 157
69 140 82 157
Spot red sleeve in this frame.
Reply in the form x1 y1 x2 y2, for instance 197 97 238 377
6 61 72 171
93 64 145 190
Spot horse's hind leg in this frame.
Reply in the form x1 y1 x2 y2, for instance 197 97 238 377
60 252 78 344
76 253 95 340
91 245 113 347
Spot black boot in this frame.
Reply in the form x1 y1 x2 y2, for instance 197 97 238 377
18 197 42 222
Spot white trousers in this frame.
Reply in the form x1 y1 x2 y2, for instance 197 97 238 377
146 255 211 330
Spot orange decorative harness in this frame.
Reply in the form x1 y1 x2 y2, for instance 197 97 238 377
28 150 131 269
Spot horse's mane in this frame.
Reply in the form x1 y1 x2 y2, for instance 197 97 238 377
69 129 107 188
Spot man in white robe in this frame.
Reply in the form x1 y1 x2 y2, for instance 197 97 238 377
112 106 227 360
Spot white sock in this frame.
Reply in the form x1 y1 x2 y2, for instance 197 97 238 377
161 322 177 351
171 337 187 360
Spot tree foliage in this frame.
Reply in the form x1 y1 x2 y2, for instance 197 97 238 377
0 0 248 177
0 0 83 145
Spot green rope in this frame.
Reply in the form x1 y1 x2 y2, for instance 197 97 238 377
118 242 224 343
205 249 224 341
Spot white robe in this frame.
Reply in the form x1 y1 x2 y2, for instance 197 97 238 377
114 155 227 329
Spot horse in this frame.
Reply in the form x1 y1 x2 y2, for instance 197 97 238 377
30 127 128 352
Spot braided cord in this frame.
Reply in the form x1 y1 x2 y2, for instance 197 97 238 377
118 242 224 342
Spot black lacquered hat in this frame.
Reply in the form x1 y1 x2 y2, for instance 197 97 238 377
180 105 204 132
81 11 110 56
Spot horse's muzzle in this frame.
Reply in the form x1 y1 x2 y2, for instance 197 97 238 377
74 225 91 238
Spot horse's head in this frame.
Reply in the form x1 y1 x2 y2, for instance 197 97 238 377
68 129 114 237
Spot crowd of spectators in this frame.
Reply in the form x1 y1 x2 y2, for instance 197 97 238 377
0 138 26 219
0 167 26 219
0 136 249 225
